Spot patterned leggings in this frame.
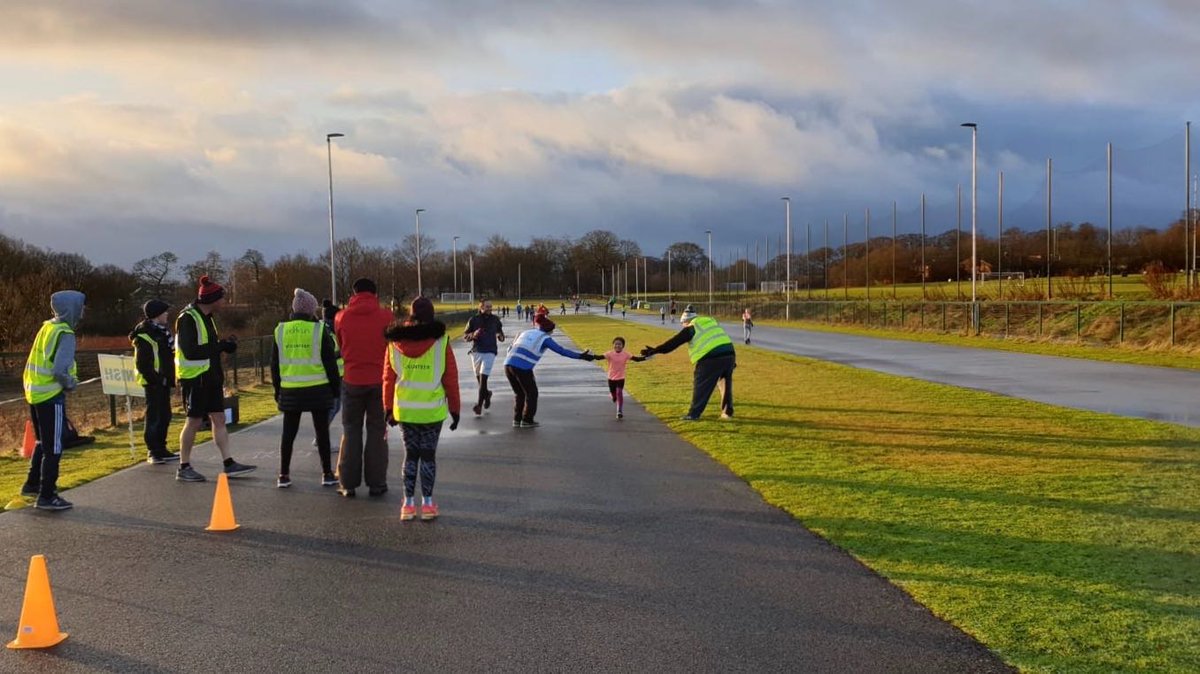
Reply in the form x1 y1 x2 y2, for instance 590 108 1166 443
401 421 443 498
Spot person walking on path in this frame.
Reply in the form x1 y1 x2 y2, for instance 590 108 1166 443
594 336 646 419
660 306 666 324
742 308 754 344
174 276 256 482
463 298 505 416
641 304 736 421
271 289 342 489
21 290 85 510
383 297 461 518
130 299 179 465
334 278 393 497
503 314 592 428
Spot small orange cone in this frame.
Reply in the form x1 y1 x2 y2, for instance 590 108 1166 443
19 421 36 460
205 473 240 532
7 555 67 650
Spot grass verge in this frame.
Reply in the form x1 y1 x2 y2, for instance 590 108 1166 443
2 385 278 510
559 314 1200 673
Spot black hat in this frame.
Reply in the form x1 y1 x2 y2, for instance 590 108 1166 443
143 299 170 320
352 278 377 294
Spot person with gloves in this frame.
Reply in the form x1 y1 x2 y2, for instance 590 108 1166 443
640 304 736 421
21 290 86 510
130 299 178 464
503 313 592 428
271 288 342 489
174 275 256 482
383 297 461 519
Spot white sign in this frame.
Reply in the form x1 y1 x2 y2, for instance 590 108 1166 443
97 354 144 398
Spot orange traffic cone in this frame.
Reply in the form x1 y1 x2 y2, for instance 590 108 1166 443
7 555 67 650
205 472 240 532
19 421 36 460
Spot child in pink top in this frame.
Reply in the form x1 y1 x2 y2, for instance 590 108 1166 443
596 337 646 419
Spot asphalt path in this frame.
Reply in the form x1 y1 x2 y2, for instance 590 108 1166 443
0 334 1008 673
618 309 1200 427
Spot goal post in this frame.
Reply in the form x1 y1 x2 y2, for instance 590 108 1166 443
439 292 475 304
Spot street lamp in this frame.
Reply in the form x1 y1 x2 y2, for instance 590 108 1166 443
706 229 713 311
782 196 791 320
962 122 978 303
415 208 426 297
452 235 460 296
325 132 345 302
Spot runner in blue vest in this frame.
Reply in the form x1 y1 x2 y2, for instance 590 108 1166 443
503 314 593 428
641 305 736 420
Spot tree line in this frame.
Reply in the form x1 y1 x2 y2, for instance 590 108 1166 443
1 212 1196 349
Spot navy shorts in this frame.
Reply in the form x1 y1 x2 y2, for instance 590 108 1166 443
181 375 224 419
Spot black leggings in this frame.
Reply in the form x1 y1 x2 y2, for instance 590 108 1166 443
280 409 332 476
505 366 538 422
402 422 443 498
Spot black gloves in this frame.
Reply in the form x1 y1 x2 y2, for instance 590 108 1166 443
640 346 657 358
449 413 460 431
387 414 399 427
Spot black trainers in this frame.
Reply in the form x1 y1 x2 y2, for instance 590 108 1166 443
679 415 699 421
520 420 540 428
277 475 292 488
472 402 483 416
34 495 73 511
176 465 207 482
20 484 40 497
159 452 180 463
368 486 388 497
512 420 522 428
147 454 165 465
224 460 256 478
337 488 356 498
616 412 624 420
321 473 338 487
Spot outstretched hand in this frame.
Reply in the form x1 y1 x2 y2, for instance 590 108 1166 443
386 414 399 427
640 345 656 358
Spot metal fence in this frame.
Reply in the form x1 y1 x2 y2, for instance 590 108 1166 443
0 336 273 451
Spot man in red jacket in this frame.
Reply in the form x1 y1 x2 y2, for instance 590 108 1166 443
333 278 394 497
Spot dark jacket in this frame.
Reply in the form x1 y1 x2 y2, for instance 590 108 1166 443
175 302 235 383
129 319 175 387
647 323 735 363
270 313 342 412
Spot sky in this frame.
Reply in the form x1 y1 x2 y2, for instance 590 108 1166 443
0 0 1198 267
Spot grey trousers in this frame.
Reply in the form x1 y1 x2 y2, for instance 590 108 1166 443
337 383 389 490
689 354 735 419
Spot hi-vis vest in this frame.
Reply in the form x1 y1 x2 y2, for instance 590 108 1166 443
23 320 77 404
389 336 449 424
132 333 160 387
687 316 733 364
175 307 214 381
275 320 327 389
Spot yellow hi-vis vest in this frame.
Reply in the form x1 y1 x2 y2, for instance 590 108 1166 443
687 316 733 364
132 333 160 387
23 320 77 404
275 320 327 388
389 336 449 424
175 307 214 381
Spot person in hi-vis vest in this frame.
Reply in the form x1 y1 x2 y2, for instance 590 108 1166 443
130 299 178 465
21 290 85 511
174 275 256 482
383 297 461 519
641 304 736 420
271 289 342 490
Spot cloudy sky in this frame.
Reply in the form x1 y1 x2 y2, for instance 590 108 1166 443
0 0 1197 266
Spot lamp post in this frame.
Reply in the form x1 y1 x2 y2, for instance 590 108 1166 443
415 208 426 297
325 132 345 302
452 235 460 296
962 122 978 303
706 229 714 312
782 197 791 319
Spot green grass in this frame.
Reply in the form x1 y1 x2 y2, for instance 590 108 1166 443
558 314 1200 673
2 386 279 510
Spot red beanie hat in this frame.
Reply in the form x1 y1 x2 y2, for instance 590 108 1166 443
534 314 555 332
196 275 225 304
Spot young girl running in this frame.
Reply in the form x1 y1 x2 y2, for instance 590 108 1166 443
595 337 646 419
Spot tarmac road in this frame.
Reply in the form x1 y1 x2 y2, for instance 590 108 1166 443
621 310 1200 427
0 334 1009 673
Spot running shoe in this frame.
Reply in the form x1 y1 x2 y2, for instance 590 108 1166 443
472 402 483 416
176 465 207 482
338 488 356 498
720 412 734 420
400 502 416 521
512 420 522 428
159 452 181 463
520 420 540 428
321 472 338 487
616 412 624 420
147 454 166 465
368 486 388 497
420 501 439 520
34 495 73 511
223 460 257 478
679 415 699 421
20 483 40 497
277 474 292 488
